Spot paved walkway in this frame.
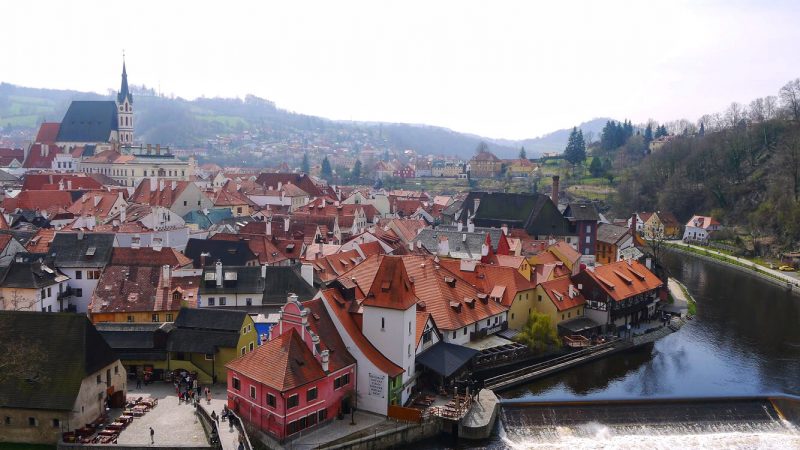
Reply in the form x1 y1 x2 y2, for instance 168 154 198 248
117 382 207 447
198 384 244 450
667 278 689 307
669 240 800 285
287 411 387 449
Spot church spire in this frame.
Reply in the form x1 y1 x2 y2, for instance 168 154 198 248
118 53 132 104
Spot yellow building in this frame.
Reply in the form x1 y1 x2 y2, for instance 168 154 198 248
643 211 682 239
167 308 258 384
79 145 195 187
533 278 586 332
469 150 502 178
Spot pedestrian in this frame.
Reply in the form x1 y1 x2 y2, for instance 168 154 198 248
193 378 198 392
206 387 212 405
211 410 218 423
136 375 142 389
149 427 155 444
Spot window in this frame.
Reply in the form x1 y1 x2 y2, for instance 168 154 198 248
52 418 60 428
381 317 385 330
267 393 276 408
562 314 565 320
407 344 411 357
538 295 542 302
463 328 467 335
586 224 591 233
219 297 227 306
249 342 254 352
96 375 101 384
47 287 51 297
28 417 37 427
184 201 188 206
287 394 299 409
307 387 318 401
452 331 456 339
114 365 119 375
166 313 173 321
232 378 241 390
88 270 101 280
5 416 11 425
75 288 83 297
208 297 215 306
246 298 252 306
334 373 350 390
151 314 159 322
585 236 591 244
249 386 256 399
241 347 246 356
75 270 83 279
318 409 327 422
205 353 214 360
408 321 411 336
41 289 46 300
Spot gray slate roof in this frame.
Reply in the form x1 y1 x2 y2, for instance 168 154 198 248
185 238 258 268
564 202 600 222
56 101 119 143
596 223 631 245
262 265 317 305
412 227 503 259
0 311 118 411
49 232 115 268
0 256 64 289
174 307 246 333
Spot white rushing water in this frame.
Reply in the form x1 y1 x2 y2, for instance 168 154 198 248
498 419 800 450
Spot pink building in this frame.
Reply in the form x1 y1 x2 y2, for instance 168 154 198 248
393 165 416 179
226 298 356 441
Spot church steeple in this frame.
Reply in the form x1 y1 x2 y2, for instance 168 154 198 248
117 56 133 104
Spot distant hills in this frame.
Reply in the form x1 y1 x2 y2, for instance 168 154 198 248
0 82 611 159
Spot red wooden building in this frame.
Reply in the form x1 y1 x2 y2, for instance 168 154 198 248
226 298 356 441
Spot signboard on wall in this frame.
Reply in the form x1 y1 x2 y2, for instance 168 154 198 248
368 372 385 399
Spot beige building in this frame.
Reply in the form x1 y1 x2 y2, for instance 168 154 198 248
0 312 126 445
79 145 195 187
533 277 586 331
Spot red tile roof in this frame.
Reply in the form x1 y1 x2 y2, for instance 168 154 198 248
90 266 199 314
67 191 124 220
439 260 535 307
35 122 61 144
320 288 404 377
2 190 73 214
583 260 663 302
22 174 103 191
25 229 56 253
130 179 194 208
227 329 325 391
415 311 431 346
23 144 61 168
209 233 288 265
362 256 419 310
539 277 586 311
111 247 193 268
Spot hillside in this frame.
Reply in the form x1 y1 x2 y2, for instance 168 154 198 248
493 118 612 155
0 82 533 157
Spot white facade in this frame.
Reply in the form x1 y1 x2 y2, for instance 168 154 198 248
113 228 190 252
361 304 417 405
58 267 102 313
440 311 507 346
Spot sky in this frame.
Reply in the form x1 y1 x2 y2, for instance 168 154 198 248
3 0 800 140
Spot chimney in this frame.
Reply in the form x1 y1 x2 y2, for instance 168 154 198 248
261 264 267 279
437 236 449 256
311 334 320 356
150 177 157 192
77 230 84 240
318 239 323 258
200 252 209 269
462 233 467 242
409 241 414 251
153 239 163 251
67 179 73 190
551 175 560 206
300 263 314 286
630 213 637 235
171 180 177 190
58 179 64 190
215 260 223 287
467 219 475 233
320 350 330 372
156 144 161 155
147 143 152 154
481 235 490 257
161 265 171 288
457 221 463 232
266 218 272 236
284 217 290 232
501 224 508 236
93 195 101 207
473 198 481 213
289 293 299 304
159 179 165 191
568 284 575 298
120 206 126 223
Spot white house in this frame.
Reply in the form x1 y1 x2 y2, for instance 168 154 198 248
683 215 722 243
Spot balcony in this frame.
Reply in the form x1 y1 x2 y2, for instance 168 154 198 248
470 320 508 341
57 286 74 301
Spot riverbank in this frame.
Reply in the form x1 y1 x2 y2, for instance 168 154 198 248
665 242 800 295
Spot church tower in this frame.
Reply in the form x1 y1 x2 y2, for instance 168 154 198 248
117 58 134 144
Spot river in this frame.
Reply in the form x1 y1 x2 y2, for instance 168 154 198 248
421 251 800 449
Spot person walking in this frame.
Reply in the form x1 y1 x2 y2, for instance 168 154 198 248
192 378 198 392
206 387 212 405
149 427 155 444
136 375 142 390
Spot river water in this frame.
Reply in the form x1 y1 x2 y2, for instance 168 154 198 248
422 251 800 449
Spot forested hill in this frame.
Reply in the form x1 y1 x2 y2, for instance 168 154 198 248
606 77 800 252
0 82 598 158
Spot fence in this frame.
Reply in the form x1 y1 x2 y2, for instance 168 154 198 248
387 405 423 423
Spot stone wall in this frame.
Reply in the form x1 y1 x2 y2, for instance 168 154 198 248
0 407 69 444
318 419 443 450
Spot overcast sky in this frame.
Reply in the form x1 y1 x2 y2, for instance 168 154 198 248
3 1 799 139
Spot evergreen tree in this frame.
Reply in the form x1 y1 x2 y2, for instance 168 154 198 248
301 153 310 174
351 159 362 181
655 125 668 138
589 156 603 177
519 146 527 159
699 122 705 136
563 127 587 165
644 124 653 143
321 156 332 180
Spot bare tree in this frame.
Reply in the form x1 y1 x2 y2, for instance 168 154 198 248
776 130 800 202
779 78 800 120
725 102 747 128
0 323 49 384
764 96 779 120
749 98 766 122
2 290 35 311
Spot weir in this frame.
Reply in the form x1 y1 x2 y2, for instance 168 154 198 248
498 395 800 448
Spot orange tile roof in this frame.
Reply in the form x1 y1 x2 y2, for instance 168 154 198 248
439 260 535 307
3 190 73 215
67 191 123 220
320 288 404 377
539 277 586 312
584 260 663 302
226 328 326 391
35 122 60 144
415 311 431 346
111 247 193 268
130 179 194 208
25 229 56 253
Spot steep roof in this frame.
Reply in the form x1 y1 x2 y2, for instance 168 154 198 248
210 233 288 265
362 256 419 310
0 312 118 411
56 100 119 143
3 190 73 214
35 122 61 144
130 179 196 208
582 260 663 302
686 215 720 230
23 174 103 191
471 150 500 161
413 228 503 260
226 328 326 391
597 223 631 245
48 232 115 268
439 260 534 307
67 191 124 219
174 307 247 332
320 288 404 377
655 211 680 227
564 202 600 222
0 257 65 289
90 265 168 314
303 298 357 372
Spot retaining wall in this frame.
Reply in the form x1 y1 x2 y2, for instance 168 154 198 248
318 419 443 450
